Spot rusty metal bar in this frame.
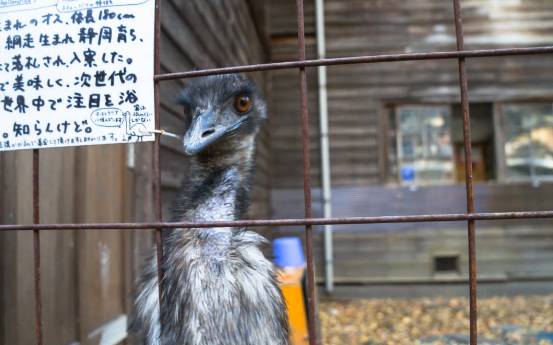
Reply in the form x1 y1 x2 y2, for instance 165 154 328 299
295 0 318 344
1 211 553 231
32 149 42 345
154 46 553 81
153 0 164 338
452 1 478 344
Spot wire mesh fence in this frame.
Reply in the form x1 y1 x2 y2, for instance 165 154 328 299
2 1 553 345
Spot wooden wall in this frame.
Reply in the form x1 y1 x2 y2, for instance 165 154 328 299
317 223 553 299
272 183 553 232
0 145 131 345
0 1 270 344
314 226 553 286
272 183 553 288
268 0 553 188
268 0 553 290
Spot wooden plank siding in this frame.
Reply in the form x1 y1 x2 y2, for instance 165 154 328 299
271 183 553 232
0 2 271 344
313 226 553 286
313 225 553 299
268 0 553 291
272 184 553 286
268 0 553 188
0 150 38 345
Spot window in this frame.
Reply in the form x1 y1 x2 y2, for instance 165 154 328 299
392 102 553 186
451 103 496 182
499 103 553 183
396 105 454 185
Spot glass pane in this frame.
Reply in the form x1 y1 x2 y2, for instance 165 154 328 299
502 103 553 180
397 106 453 185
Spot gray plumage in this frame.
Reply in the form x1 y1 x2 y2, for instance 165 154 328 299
132 74 289 345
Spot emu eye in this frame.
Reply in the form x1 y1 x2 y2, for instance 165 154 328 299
234 95 252 114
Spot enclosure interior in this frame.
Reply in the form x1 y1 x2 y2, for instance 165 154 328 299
1 1 553 345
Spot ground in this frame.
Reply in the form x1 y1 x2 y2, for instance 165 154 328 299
319 295 553 345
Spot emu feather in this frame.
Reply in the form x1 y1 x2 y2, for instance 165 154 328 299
132 74 289 345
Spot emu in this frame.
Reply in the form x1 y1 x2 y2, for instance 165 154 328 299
122 111 149 142
132 74 289 345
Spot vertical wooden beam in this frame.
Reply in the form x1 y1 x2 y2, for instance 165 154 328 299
75 145 127 344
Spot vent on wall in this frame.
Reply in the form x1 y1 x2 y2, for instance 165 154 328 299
433 255 460 273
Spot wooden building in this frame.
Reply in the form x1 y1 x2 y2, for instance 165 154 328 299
1 1 553 344
269 0 553 297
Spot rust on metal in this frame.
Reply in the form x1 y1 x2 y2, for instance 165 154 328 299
295 0 318 344
154 46 553 81
32 149 43 345
153 0 164 331
452 0 478 344
1 211 553 231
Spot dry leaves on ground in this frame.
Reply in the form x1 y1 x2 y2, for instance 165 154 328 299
319 295 553 345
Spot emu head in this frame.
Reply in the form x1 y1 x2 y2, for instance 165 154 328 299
178 74 266 156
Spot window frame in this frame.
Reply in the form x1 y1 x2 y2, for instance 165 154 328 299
390 100 553 186
394 103 455 186
494 101 553 185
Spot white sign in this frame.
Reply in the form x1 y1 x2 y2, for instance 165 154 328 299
0 0 155 151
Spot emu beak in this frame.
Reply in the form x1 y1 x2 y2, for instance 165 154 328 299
183 111 251 155
183 111 225 155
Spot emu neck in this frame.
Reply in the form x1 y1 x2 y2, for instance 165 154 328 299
173 136 256 226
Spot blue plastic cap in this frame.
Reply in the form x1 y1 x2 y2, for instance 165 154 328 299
401 166 415 182
273 237 305 268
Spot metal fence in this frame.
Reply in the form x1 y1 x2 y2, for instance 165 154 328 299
2 1 553 345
